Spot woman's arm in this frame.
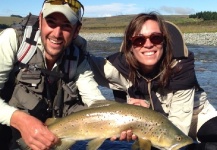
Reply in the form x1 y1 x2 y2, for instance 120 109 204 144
0 28 58 149
168 88 195 135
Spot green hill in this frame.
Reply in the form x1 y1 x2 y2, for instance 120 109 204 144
1 15 217 33
0 16 22 26
81 15 217 33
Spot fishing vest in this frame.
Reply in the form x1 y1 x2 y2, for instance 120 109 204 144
1 13 85 121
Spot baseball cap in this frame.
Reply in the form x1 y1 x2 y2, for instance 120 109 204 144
42 0 84 25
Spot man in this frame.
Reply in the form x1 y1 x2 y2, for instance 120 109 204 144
0 0 106 149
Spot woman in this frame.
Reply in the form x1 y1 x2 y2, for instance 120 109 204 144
88 12 217 149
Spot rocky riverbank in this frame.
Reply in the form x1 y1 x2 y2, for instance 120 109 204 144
80 33 217 46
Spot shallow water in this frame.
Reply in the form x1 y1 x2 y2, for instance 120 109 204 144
70 39 217 150
189 45 217 107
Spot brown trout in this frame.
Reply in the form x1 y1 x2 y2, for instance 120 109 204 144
18 100 193 150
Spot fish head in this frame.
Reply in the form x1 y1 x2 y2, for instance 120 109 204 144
151 127 193 150
166 134 193 150
151 134 193 150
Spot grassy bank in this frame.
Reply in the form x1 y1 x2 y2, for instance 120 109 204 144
81 15 217 33
1 15 217 33
0 16 22 26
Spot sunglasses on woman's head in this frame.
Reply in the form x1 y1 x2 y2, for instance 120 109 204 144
44 0 84 17
130 33 164 47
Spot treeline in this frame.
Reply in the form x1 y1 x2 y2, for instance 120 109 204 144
11 15 23 18
189 11 217 20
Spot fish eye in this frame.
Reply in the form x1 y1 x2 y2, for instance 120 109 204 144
176 136 182 141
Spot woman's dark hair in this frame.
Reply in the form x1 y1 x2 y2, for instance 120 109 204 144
121 12 173 87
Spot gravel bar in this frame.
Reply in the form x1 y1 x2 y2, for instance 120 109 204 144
80 33 217 46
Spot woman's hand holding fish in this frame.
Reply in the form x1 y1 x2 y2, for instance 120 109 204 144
128 98 150 108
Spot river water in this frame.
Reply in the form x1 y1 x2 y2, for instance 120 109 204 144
70 38 217 150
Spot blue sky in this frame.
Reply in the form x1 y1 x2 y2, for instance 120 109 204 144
0 0 216 17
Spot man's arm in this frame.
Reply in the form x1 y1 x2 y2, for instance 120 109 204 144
0 28 58 149
169 88 195 135
0 28 19 125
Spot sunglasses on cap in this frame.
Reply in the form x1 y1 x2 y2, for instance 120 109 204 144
130 33 164 47
44 0 84 18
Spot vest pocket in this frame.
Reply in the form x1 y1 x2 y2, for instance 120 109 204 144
9 84 41 110
9 70 45 110
16 69 44 93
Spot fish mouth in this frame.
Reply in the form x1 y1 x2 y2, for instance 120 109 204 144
154 137 193 150
169 140 194 150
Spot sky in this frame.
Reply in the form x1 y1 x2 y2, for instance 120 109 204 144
0 0 216 17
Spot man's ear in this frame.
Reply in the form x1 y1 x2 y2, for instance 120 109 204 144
72 23 82 40
38 12 43 30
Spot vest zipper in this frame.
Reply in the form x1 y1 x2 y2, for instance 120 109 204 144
137 70 164 110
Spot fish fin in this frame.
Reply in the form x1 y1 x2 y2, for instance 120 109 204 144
54 139 76 150
89 100 117 108
16 138 31 150
16 138 75 150
131 140 140 150
132 138 152 150
45 117 61 126
87 138 106 150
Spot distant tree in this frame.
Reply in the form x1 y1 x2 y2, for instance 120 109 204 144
189 11 217 20
10 14 23 18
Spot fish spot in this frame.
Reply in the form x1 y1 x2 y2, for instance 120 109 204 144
149 127 153 131
55 129 59 132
